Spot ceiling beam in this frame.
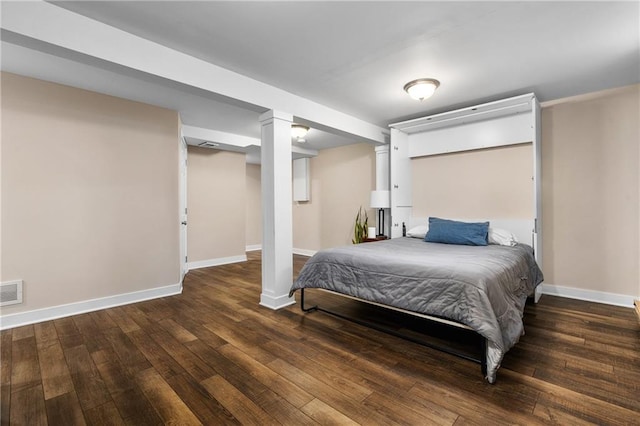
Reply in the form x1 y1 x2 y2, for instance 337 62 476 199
182 125 318 158
1 1 386 144
182 126 259 149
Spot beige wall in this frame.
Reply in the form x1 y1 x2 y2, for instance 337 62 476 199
187 147 246 262
542 85 639 297
1 72 180 314
411 144 533 219
293 143 376 251
242 144 377 252
245 163 262 248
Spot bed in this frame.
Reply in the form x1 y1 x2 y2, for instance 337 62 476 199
289 219 544 383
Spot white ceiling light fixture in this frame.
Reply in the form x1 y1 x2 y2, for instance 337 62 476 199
403 78 440 101
291 124 310 143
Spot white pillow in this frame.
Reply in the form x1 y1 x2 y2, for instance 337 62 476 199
406 225 428 239
488 227 518 246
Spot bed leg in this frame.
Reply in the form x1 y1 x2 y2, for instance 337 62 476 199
480 338 488 377
299 288 319 313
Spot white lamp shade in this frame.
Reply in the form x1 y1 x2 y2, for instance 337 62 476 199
370 190 390 208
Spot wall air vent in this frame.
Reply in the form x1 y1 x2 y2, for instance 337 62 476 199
198 141 220 149
0 280 23 306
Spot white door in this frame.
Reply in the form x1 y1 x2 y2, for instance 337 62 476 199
179 134 188 283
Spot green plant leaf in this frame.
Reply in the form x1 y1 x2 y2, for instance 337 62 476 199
353 206 368 244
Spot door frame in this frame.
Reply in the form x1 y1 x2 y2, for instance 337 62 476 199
179 130 188 284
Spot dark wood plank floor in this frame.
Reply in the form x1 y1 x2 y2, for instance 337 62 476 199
2 251 639 425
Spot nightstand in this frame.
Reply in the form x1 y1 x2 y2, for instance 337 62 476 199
363 236 388 243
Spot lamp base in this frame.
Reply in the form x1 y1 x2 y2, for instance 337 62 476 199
377 208 385 237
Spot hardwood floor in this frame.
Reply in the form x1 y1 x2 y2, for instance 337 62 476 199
2 251 639 425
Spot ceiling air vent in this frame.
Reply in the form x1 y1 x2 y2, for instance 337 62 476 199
198 141 220 149
0 280 23 306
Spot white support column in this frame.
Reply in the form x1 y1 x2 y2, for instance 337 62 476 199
374 145 390 191
259 110 296 310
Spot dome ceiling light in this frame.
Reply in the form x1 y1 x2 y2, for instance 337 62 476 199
403 78 440 101
291 124 310 143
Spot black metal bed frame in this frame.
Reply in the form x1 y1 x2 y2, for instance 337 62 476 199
299 288 488 378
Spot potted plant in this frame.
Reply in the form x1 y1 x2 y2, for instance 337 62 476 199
352 206 368 244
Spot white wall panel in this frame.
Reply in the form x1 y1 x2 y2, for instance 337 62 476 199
408 113 533 158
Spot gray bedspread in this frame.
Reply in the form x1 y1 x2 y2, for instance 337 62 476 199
289 237 544 383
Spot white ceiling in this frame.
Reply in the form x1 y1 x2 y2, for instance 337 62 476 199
2 1 639 153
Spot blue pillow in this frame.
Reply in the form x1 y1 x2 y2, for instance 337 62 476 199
424 217 489 246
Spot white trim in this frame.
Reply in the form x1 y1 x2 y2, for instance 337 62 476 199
541 283 635 308
0 282 182 330
179 130 188 283
259 293 296 310
406 117 532 158
245 246 315 256
534 286 542 304
293 248 317 257
187 254 247 270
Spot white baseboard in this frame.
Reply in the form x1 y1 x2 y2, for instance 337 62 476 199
0 282 182 330
293 248 317 257
244 246 316 257
187 254 247 270
259 292 296 310
541 283 635 308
